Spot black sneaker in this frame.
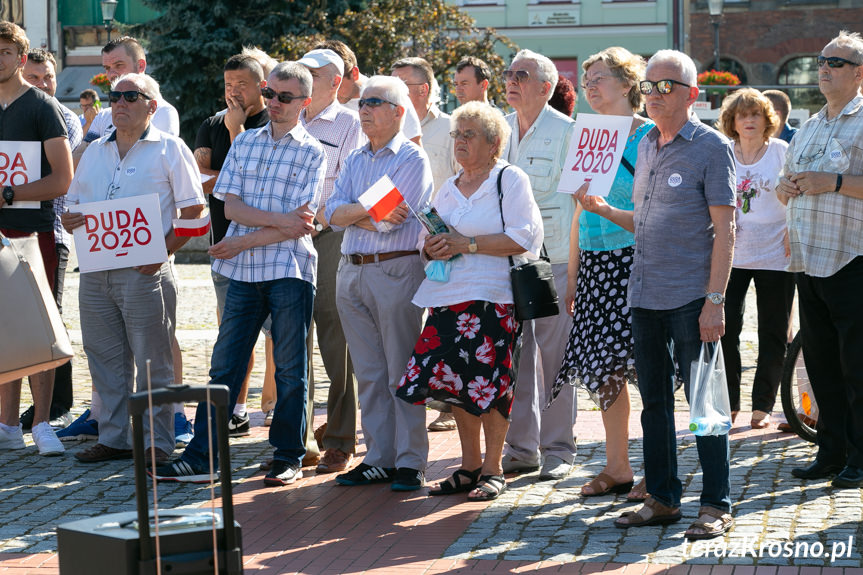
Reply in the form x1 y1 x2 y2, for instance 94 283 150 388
391 467 424 491
19 405 35 431
228 413 250 437
150 459 217 484
264 460 303 486
336 462 395 486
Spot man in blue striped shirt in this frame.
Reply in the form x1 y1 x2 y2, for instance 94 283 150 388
155 62 326 487
326 75 433 491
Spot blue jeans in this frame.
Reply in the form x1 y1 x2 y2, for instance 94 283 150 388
182 277 314 469
631 298 731 512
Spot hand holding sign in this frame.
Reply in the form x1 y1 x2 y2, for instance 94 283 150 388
557 114 632 198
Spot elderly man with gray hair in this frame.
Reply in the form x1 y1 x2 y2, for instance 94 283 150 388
607 50 735 539
62 72 206 465
500 49 578 481
155 62 326 486
326 75 433 491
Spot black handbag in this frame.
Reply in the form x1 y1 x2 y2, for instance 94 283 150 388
496 166 560 321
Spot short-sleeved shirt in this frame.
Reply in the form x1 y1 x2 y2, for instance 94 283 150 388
84 97 180 141
67 125 206 248
629 115 736 311
300 101 364 206
325 132 433 255
783 95 863 278
420 105 458 195
211 122 326 286
0 87 67 233
53 101 83 247
195 108 269 244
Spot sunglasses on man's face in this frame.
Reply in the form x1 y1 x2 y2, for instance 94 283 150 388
261 87 308 103
817 55 862 69
639 79 690 95
503 69 530 84
358 97 394 109
108 90 151 104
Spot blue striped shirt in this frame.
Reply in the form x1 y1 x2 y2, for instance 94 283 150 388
325 133 433 254
212 122 326 285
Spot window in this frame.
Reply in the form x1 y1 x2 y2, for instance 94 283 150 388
777 56 824 114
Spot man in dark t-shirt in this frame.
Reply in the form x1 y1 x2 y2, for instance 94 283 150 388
0 22 73 456
193 52 269 434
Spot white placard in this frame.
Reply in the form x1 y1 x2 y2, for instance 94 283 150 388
0 141 41 209
557 114 632 198
72 194 167 273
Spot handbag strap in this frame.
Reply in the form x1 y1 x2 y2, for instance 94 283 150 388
495 164 549 267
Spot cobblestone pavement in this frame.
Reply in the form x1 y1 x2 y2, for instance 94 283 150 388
3 263 861 573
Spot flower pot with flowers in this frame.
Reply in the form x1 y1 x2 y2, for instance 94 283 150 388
697 70 740 108
90 73 111 95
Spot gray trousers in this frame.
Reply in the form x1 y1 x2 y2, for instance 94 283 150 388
335 254 428 470
505 262 577 464
303 229 357 456
79 264 175 453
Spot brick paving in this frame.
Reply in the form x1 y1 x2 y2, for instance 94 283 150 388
1 263 860 574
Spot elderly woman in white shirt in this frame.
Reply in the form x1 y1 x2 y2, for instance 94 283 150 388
396 101 543 500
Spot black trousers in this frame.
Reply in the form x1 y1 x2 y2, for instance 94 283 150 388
797 256 863 468
51 243 73 412
720 267 794 413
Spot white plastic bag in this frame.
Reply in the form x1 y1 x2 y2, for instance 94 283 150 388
689 342 732 436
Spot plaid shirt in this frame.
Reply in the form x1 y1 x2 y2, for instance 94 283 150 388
53 102 83 247
212 122 326 285
300 102 364 206
784 95 863 277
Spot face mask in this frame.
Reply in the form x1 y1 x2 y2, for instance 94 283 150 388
424 259 452 282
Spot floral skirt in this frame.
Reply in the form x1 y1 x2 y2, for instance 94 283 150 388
552 247 637 411
396 300 522 418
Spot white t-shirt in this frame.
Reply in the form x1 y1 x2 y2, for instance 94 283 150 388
411 161 544 308
732 138 789 270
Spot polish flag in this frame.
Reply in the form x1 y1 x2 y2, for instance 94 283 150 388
359 175 404 222
172 212 211 237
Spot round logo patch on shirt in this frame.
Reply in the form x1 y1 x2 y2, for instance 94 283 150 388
126 167 137 176
830 149 842 161
668 173 683 187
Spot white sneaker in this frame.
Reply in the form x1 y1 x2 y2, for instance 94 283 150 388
0 423 25 450
539 454 572 481
32 422 65 456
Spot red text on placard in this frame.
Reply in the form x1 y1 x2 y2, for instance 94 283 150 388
0 152 30 186
84 208 152 253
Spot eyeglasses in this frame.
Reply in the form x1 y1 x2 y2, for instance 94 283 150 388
449 129 478 141
638 79 690 95
503 69 530 84
796 148 826 166
108 90 151 104
260 87 308 103
358 97 395 109
817 56 862 68
581 74 615 89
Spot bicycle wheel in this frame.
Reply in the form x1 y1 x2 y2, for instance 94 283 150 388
780 331 818 443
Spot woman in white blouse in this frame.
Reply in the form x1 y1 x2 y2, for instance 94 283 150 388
396 101 544 501
716 88 793 429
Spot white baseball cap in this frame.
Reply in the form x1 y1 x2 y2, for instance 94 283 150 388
298 49 344 76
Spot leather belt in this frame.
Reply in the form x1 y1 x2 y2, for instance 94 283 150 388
346 250 418 265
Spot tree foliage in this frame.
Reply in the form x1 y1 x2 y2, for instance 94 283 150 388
138 0 516 143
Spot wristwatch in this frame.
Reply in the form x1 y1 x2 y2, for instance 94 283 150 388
706 292 725 305
468 237 478 253
2 186 13 206
835 173 843 193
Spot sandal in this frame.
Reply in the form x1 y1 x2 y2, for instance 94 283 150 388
428 467 481 496
614 496 681 529
625 478 649 502
750 410 771 429
467 474 506 501
684 506 734 540
580 472 634 497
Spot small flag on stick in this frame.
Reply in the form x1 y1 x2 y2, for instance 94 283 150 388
172 212 211 237
359 175 404 222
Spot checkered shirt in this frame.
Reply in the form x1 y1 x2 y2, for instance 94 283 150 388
53 102 83 247
784 95 863 277
212 122 326 285
300 102 364 205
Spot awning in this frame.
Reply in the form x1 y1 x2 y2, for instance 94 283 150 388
55 65 105 110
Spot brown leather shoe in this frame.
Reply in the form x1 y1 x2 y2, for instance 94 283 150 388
75 443 133 463
144 447 172 467
316 449 353 474
313 422 327 450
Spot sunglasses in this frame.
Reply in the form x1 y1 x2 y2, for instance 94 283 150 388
817 56 862 68
358 97 395 109
108 90 151 104
449 129 478 141
261 87 308 103
503 69 530 84
639 79 690 95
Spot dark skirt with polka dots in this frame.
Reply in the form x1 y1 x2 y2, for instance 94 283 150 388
552 247 637 411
